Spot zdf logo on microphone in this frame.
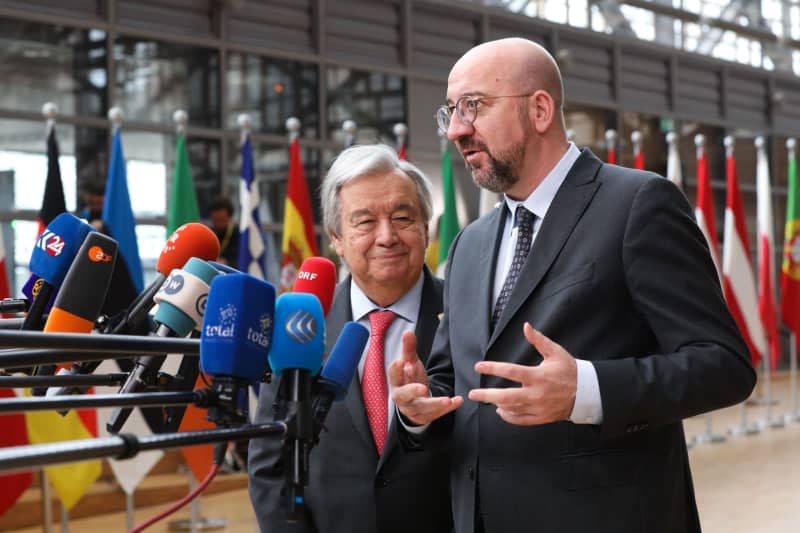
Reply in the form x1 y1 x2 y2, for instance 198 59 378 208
88 246 113 263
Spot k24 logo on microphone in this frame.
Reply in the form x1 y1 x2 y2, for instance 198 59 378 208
37 229 65 256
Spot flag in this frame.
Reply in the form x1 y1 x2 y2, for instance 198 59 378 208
95 360 164 495
239 132 266 278
280 138 319 291
695 142 722 279
437 142 459 276
24 390 101 510
633 143 644 170
178 374 217 482
605 130 617 165
39 127 67 235
0 389 31 516
0 231 11 314
102 129 144 293
756 140 780 370
167 132 201 234
781 140 800 336
666 133 683 188
722 147 766 367
398 144 407 161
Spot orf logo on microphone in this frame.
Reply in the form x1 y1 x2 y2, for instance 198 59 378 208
285 310 317 343
297 270 318 281
88 246 114 263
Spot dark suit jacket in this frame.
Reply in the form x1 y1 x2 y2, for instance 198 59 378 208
425 149 756 533
249 268 451 533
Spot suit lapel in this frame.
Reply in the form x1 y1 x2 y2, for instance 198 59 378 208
478 207 507 353
488 150 603 348
328 279 376 453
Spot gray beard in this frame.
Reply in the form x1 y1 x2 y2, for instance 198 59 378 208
465 144 524 193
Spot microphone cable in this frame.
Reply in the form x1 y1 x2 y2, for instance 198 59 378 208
128 441 227 533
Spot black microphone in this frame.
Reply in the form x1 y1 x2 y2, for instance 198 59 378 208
106 258 220 433
31 232 118 392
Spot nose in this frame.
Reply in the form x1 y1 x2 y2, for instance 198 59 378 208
374 218 399 246
446 112 473 141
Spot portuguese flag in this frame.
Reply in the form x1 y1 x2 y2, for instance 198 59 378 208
781 143 800 335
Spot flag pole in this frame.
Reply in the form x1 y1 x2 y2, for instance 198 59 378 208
108 106 123 134
342 119 356 149
394 122 407 158
666 131 683 189
174 109 188 135
631 130 643 169
566 128 575 143
43 101 57 134
604 129 617 164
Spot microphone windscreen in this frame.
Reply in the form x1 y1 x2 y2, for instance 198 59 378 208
321 321 369 400
200 273 276 382
293 257 337 317
156 222 221 275
29 213 94 287
154 258 220 336
43 232 118 333
268 292 325 377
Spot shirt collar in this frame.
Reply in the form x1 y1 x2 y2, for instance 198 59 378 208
350 271 425 323
503 142 581 225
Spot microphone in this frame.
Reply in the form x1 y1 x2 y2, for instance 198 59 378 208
268 292 325 521
200 273 276 426
56 223 221 393
31 232 119 391
311 322 368 442
293 257 336 317
106 258 219 433
21 213 94 332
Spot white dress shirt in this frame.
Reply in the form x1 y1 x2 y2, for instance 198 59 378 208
493 142 603 425
351 272 425 433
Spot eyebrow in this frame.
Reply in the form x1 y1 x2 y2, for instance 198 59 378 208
348 203 417 220
445 91 489 105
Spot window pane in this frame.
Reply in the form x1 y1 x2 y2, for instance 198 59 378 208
226 52 319 138
326 67 406 146
113 38 220 127
0 18 107 117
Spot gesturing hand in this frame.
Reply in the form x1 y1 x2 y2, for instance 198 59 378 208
468 323 577 425
389 331 463 425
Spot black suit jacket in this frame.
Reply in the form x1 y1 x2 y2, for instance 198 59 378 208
249 268 451 533
425 150 756 533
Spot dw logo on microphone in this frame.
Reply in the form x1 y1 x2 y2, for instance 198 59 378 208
285 310 317 343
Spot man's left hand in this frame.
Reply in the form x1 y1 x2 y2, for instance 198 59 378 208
468 322 577 425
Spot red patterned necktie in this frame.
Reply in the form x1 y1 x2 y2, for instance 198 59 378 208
362 309 397 454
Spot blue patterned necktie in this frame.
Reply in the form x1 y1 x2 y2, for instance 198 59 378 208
491 205 534 330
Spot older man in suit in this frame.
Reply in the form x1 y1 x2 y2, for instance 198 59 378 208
248 144 451 533
391 38 756 533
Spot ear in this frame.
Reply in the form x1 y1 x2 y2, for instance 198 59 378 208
329 231 344 257
531 89 555 134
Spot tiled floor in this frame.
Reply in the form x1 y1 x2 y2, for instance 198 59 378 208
13 372 800 532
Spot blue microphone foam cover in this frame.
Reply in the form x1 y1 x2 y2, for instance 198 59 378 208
268 292 325 377
29 213 94 287
201 273 276 382
321 321 369 400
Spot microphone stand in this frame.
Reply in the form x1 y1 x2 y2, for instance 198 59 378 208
0 390 205 414
277 369 314 522
0 423 286 475
0 373 128 388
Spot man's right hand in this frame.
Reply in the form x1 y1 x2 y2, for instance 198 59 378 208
389 331 463 425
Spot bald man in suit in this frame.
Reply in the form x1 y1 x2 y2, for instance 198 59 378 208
391 38 756 533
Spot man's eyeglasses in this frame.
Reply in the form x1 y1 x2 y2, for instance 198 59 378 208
434 93 535 133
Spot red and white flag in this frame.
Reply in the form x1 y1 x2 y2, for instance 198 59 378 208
605 129 617 164
722 137 766 367
756 137 780 370
632 131 644 170
694 134 721 279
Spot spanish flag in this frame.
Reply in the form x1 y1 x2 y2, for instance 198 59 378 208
280 137 319 291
